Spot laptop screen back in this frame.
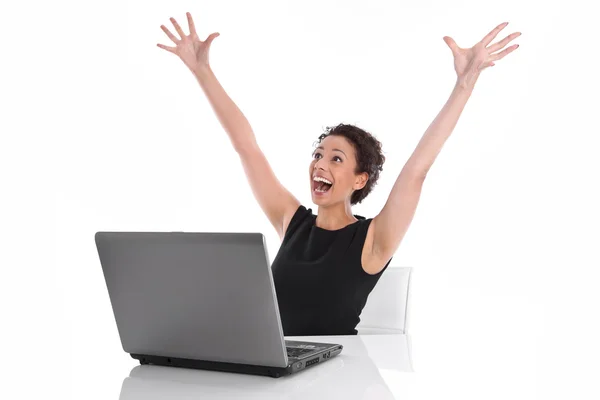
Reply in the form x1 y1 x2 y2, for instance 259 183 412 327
95 231 288 367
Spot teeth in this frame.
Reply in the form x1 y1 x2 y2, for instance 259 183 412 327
313 176 333 185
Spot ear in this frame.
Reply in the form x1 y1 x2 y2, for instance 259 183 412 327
355 172 369 190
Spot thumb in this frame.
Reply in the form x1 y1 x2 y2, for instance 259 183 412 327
443 36 459 55
206 32 220 45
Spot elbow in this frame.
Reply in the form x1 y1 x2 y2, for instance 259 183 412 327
401 166 428 181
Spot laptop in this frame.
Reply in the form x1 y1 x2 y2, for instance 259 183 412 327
95 231 343 378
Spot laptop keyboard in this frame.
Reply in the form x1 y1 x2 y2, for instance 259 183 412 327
286 347 315 358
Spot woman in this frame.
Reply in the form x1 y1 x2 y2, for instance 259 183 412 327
157 12 521 336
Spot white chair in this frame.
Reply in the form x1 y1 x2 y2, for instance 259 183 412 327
356 267 412 335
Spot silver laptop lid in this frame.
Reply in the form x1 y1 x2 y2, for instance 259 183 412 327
95 231 288 367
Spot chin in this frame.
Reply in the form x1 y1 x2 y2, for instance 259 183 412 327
311 191 332 202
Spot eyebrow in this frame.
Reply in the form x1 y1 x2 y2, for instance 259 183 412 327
314 146 347 157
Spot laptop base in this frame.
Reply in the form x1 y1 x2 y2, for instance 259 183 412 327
131 353 294 378
130 345 343 378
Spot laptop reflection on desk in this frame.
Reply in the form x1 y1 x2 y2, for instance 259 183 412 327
118 336 401 400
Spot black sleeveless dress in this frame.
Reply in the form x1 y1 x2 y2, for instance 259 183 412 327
271 205 392 336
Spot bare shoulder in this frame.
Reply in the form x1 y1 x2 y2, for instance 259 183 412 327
279 199 302 242
361 218 391 275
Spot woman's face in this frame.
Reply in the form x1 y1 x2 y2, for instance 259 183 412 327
309 135 368 205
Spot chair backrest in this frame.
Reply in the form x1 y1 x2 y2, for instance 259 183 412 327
356 267 412 335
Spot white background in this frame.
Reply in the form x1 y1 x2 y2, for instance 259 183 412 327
1 0 599 398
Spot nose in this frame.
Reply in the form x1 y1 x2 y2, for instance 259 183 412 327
314 158 326 171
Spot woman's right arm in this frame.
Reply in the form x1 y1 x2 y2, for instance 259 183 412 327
192 66 257 152
195 66 300 240
157 13 300 240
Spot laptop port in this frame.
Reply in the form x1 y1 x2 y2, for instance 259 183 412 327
305 358 320 368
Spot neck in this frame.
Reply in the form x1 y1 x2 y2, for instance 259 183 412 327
314 202 358 230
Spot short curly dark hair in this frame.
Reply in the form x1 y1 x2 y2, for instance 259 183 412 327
313 123 386 205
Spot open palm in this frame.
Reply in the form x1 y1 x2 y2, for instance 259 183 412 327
443 22 521 87
157 12 220 74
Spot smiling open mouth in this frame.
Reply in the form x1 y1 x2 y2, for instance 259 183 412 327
313 180 333 193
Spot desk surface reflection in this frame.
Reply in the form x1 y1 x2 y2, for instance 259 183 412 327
119 334 413 400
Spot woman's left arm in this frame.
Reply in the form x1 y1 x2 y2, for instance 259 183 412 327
367 22 522 273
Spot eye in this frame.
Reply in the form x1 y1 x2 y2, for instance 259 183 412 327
313 153 342 162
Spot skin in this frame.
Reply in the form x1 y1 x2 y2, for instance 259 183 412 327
158 13 522 274
309 135 369 231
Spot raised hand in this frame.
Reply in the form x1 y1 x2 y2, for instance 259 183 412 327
443 22 521 88
157 12 220 74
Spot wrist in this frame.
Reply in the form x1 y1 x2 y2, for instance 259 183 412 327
193 65 213 80
456 68 481 91
455 76 477 92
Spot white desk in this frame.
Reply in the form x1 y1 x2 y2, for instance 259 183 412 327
64 327 548 399
117 334 411 399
